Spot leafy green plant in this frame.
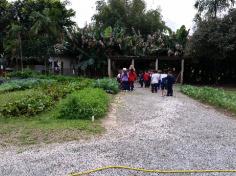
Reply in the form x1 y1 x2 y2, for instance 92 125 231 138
93 78 119 94
7 69 39 78
0 92 53 117
0 78 56 93
181 85 236 114
58 88 109 120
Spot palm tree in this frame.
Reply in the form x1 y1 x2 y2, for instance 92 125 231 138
30 8 60 72
5 23 24 72
194 0 235 18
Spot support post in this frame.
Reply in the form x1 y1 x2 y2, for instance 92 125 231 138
131 59 135 68
155 58 159 71
52 59 55 74
180 59 184 84
108 57 111 78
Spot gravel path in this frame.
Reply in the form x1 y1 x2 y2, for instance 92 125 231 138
1 87 236 176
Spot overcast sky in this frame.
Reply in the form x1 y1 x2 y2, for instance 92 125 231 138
67 0 197 32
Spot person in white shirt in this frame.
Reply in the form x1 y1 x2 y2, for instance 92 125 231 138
151 70 160 93
160 71 168 96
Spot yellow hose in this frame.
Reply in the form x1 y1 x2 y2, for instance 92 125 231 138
68 166 236 176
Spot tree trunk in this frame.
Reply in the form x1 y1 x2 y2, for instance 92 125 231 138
214 0 218 18
18 34 23 72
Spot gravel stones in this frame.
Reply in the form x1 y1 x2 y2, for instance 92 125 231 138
1 87 236 176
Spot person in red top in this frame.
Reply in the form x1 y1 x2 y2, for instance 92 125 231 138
143 71 150 88
128 68 137 91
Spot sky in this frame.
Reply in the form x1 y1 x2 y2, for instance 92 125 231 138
67 0 197 32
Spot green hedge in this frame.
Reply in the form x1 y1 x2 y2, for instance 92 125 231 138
93 78 119 94
181 85 236 113
58 88 109 119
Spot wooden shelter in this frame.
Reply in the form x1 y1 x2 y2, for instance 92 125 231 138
107 56 185 84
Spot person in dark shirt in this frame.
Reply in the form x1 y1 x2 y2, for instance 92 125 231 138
166 71 175 96
138 71 144 88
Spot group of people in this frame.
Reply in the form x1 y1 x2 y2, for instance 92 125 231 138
138 70 175 96
117 66 137 92
117 65 175 96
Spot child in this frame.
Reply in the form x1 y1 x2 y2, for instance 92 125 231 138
151 70 159 93
128 68 137 91
166 71 175 96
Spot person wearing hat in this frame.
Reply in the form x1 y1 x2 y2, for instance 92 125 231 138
121 68 129 91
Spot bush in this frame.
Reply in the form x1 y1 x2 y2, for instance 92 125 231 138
7 69 38 78
0 78 56 93
41 79 93 101
181 85 236 113
93 78 119 94
58 88 109 119
0 92 54 117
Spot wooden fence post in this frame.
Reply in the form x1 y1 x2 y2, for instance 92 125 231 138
180 59 184 84
155 58 159 71
131 59 135 68
108 57 111 78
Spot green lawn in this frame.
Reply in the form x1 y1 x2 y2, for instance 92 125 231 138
181 85 236 115
0 103 104 146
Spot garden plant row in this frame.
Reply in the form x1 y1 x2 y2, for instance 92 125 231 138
0 70 119 119
181 85 236 114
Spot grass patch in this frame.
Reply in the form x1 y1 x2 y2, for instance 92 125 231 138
181 85 236 114
0 104 104 146
0 73 110 146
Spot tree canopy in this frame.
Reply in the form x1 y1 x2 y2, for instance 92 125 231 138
93 0 170 35
0 0 75 68
184 0 236 84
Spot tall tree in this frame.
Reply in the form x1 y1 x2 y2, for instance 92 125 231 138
176 25 189 48
1 0 75 69
4 23 24 71
194 0 235 19
93 0 167 35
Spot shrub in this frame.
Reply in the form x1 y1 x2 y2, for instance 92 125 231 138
58 88 109 119
93 78 119 94
181 85 236 113
7 69 38 78
0 93 54 117
41 79 93 101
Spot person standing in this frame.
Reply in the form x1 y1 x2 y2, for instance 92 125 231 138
160 71 168 96
117 70 122 89
143 71 150 88
138 71 144 88
128 68 137 91
166 71 175 96
121 68 129 91
151 70 160 93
